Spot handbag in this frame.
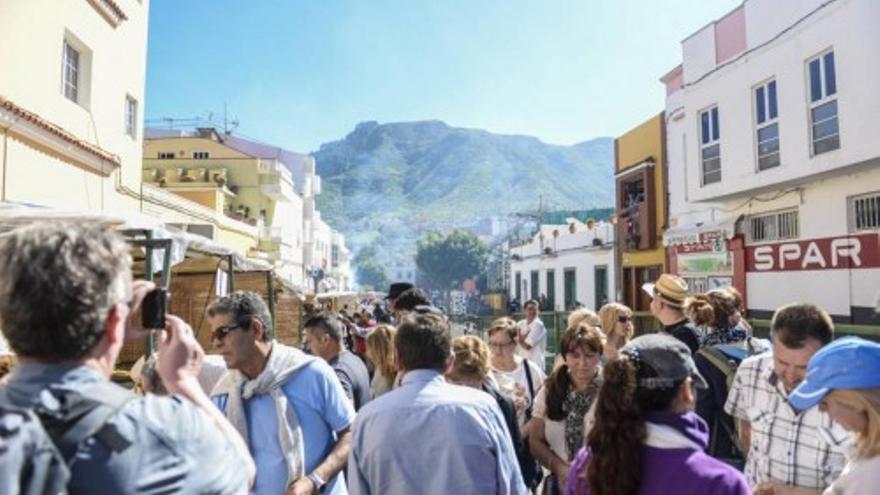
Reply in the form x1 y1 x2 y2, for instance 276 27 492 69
521 360 544 491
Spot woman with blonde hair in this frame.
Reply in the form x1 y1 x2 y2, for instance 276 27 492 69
597 303 634 361
567 308 600 330
365 324 397 397
753 337 880 495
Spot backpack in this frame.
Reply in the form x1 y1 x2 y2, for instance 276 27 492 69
696 337 769 465
0 380 138 495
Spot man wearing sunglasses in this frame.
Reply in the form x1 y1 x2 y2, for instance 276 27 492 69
209 291 355 495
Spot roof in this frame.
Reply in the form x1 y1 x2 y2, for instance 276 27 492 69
0 97 121 167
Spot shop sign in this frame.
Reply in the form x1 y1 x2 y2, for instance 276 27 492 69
678 252 733 276
746 233 880 272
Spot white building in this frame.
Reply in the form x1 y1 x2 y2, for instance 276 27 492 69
661 0 880 325
330 230 353 291
0 0 149 213
508 220 616 311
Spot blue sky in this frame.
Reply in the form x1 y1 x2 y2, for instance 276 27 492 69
145 0 741 153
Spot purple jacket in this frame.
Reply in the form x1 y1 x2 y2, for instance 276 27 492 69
565 412 749 495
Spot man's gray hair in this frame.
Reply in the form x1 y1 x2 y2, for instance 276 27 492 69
0 222 132 360
207 291 274 342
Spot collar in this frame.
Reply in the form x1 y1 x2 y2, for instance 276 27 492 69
643 412 709 451
400 369 445 386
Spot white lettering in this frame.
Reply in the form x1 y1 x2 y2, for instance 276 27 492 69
831 238 862 267
801 242 827 269
779 244 801 270
754 246 774 270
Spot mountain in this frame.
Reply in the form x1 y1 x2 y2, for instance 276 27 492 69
313 120 614 265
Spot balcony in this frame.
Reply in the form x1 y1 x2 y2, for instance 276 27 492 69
260 183 296 202
260 225 283 242
619 202 654 251
258 159 294 184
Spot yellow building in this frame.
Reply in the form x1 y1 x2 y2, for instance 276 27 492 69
143 128 305 286
614 113 668 316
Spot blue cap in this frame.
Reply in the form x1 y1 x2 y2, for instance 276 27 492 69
789 337 880 411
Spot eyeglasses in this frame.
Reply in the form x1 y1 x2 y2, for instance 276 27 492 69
211 324 243 341
618 315 632 323
489 341 516 350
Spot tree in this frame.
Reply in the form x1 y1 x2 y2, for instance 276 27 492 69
415 230 489 291
357 259 389 291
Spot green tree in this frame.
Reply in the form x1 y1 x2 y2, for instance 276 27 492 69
356 259 389 291
415 230 489 291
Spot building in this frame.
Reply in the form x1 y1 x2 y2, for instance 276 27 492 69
330 230 353 291
661 0 880 324
508 219 616 311
614 114 668 321
0 0 149 213
143 128 305 286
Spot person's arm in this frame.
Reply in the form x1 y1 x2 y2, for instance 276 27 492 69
528 418 569 488
158 315 256 488
288 426 353 495
738 419 751 454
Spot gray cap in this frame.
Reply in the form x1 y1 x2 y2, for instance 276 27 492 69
620 333 708 389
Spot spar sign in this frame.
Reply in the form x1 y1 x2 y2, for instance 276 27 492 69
746 233 880 272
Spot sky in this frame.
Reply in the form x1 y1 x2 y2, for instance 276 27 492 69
145 0 742 153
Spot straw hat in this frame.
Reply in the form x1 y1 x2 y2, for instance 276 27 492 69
641 274 689 308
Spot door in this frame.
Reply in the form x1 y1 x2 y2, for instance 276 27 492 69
595 266 608 309
564 269 577 310
546 269 556 310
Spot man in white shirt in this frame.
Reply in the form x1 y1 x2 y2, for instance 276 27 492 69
516 300 547 370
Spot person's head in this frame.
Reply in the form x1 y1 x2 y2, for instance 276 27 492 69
789 337 880 459
207 291 273 374
585 334 708 495
0 223 133 372
598 303 634 342
770 303 834 392
642 274 688 323
394 313 452 373
304 312 344 361
366 324 397 381
487 317 518 361
568 308 600 329
385 282 414 312
544 324 605 420
393 287 430 315
724 286 746 325
447 336 490 388
524 299 539 319
685 289 738 330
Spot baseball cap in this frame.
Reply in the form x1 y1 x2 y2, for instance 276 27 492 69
621 333 708 389
789 337 880 411
642 274 689 308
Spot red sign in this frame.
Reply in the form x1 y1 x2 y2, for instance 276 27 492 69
746 233 880 272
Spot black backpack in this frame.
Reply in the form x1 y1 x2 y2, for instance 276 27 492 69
0 381 137 495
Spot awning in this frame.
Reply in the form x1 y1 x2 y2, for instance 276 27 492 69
662 215 742 247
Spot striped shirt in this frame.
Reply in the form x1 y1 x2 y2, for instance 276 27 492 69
724 353 847 489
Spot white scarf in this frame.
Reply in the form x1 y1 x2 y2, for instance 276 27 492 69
212 342 315 486
644 422 704 451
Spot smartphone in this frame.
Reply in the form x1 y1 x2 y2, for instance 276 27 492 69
141 288 168 329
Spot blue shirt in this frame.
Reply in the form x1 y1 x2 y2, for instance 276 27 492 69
3 363 248 495
348 369 527 495
213 359 356 495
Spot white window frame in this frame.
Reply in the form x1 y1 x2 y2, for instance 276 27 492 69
158 151 175 160
192 151 210 160
125 95 137 138
699 106 721 186
747 208 800 243
62 40 80 103
849 192 880 232
807 49 839 156
754 79 780 171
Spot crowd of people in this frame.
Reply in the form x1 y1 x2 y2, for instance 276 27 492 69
0 222 879 495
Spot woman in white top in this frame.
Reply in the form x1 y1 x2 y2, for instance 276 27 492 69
758 337 880 495
365 324 397 398
529 324 604 495
488 317 546 436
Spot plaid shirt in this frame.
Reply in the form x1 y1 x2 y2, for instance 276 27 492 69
725 353 848 489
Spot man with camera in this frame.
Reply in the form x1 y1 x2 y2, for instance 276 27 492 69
0 222 254 494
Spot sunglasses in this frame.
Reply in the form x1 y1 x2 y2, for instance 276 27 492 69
211 323 244 341
618 315 632 323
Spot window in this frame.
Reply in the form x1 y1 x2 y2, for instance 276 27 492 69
851 192 880 232
515 272 522 301
193 151 210 160
808 50 839 155
158 152 175 159
125 95 137 138
748 209 799 242
530 270 539 301
700 107 721 185
546 269 555 310
594 266 608 309
62 41 80 102
563 269 577 310
755 80 780 170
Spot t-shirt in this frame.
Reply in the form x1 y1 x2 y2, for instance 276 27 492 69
532 386 568 461
215 359 356 495
516 318 548 369
370 371 394 398
329 350 372 411
824 454 880 495
491 356 547 428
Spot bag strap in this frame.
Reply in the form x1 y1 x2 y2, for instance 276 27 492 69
523 359 536 420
